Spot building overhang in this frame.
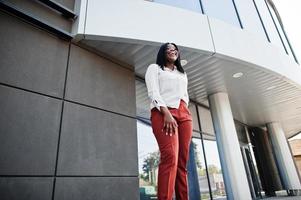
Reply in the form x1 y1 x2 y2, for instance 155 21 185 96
72 0 301 138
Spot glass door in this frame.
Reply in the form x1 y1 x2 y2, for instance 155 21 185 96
241 145 262 199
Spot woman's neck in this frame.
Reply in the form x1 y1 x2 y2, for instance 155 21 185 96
165 62 175 70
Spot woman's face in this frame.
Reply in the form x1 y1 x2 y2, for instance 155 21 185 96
165 44 178 63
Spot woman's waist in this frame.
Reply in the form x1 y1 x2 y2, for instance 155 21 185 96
151 99 188 112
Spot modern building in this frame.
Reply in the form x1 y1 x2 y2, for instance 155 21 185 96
1 0 301 199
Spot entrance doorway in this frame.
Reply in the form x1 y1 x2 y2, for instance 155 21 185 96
241 145 263 199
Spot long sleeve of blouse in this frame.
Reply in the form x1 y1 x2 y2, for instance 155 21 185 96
145 64 167 111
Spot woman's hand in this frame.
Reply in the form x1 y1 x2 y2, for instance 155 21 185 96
160 107 178 136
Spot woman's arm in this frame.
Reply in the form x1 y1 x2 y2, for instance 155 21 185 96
145 64 167 111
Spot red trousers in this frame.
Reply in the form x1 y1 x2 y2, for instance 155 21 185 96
150 99 193 200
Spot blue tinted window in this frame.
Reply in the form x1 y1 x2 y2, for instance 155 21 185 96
154 0 202 13
201 0 241 27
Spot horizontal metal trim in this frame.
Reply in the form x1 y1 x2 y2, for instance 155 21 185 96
0 1 73 41
36 0 77 19
0 82 137 120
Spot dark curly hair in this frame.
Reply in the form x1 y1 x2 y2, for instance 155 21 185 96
156 42 185 74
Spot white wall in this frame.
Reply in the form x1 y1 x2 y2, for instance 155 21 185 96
74 0 214 54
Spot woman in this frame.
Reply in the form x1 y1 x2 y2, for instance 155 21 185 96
145 43 193 200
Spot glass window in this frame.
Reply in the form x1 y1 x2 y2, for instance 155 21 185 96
201 0 241 27
203 139 227 199
234 0 267 40
193 137 227 199
137 120 159 199
235 121 248 144
192 138 211 200
253 0 285 52
189 102 200 132
136 80 151 120
198 106 215 136
153 0 202 13
189 103 205 139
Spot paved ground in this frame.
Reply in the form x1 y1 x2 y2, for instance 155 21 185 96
212 196 301 200
259 190 301 200
211 195 301 200
263 197 301 200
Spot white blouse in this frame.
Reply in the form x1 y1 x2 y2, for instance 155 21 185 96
145 63 189 111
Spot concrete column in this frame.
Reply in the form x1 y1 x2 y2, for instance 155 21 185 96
267 122 301 190
209 92 252 200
